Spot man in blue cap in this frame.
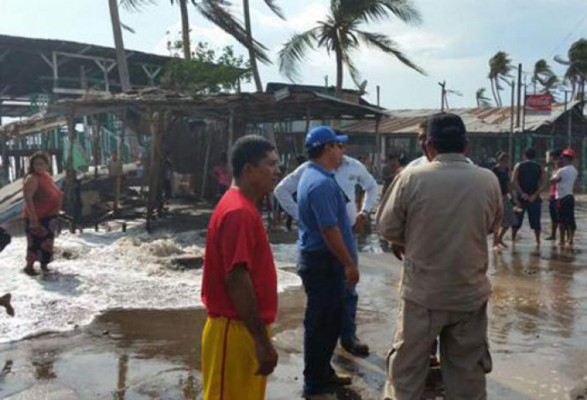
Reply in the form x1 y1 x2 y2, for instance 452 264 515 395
378 113 502 400
297 126 360 400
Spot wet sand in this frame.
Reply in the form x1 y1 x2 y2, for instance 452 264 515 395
2 200 587 399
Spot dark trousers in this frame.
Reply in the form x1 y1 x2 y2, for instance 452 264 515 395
558 195 576 231
298 250 346 395
341 286 358 343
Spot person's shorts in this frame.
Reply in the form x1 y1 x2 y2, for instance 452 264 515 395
513 198 542 231
558 195 576 230
501 195 515 228
549 196 559 224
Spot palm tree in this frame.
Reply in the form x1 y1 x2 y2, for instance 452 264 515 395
488 51 512 107
109 0 132 91
565 38 587 100
122 0 194 59
196 0 285 92
475 88 492 107
278 0 425 96
532 59 558 94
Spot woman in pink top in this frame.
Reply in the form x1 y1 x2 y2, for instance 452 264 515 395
22 152 63 276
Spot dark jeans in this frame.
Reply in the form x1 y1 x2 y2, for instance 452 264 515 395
549 196 559 224
298 250 346 396
341 285 358 344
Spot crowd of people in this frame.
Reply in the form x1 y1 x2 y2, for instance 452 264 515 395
200 113 582 400
1 114 581 399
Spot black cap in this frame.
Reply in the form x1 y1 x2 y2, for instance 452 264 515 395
427 113 466 141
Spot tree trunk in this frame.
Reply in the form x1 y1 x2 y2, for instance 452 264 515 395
243 0 263 92
179 0 191 59
335 47 344 96
490 79 498 106
108 0 131 92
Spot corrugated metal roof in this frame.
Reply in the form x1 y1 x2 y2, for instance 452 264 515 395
345 102 581 135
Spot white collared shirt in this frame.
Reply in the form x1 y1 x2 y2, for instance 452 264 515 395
274 155 380 225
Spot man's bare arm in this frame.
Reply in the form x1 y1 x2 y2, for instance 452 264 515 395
226 265 278 376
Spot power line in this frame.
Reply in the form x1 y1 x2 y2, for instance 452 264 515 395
549 10 587 57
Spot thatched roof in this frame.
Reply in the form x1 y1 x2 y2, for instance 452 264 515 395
0 88 385 138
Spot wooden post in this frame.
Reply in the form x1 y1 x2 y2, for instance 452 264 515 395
90 116 100 178
201 123 213 200
375 115 381 178
66 111 76 172
227 108 235 150
147 110 165 232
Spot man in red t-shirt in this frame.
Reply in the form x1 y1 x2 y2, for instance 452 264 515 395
201 135 281 400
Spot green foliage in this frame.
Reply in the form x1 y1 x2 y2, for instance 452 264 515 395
161 42 252 93
278 0 424 93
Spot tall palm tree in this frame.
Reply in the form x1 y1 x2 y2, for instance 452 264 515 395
565 38 587 100
475 88 492 108
122 0 195 59
196 0 285 92
109 0 132 91
278 0 425 96
488 51 512 107
532 59 558 94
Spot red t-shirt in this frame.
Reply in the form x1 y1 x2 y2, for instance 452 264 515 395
23 172 63 220
201 188 278 324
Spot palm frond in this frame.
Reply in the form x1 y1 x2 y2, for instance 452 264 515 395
195 0 272 64
343 52 362 88
120 21 136 33
278 28 319 81
262 0 285 20
120 0 155 12
377 0 422 24
355 30 425 75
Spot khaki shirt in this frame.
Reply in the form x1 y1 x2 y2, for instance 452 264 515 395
377 154 503 311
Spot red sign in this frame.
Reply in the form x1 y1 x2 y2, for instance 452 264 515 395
525 94 554 112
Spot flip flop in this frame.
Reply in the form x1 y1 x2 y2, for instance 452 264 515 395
23 268 39 276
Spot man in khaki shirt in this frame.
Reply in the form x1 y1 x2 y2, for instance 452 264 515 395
377 113 502 400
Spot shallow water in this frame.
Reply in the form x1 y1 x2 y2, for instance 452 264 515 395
0 223 301 344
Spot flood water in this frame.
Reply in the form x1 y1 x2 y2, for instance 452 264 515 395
1 199 587 399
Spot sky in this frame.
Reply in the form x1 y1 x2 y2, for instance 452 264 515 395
1 0 587 109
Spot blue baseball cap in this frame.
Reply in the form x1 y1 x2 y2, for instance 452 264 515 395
304 126 349 149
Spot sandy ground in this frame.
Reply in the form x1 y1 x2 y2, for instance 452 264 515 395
2 198 587 399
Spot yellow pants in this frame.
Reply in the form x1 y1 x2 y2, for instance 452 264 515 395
202 317 269 400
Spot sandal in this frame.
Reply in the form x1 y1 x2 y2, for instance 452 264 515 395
23 267 39 276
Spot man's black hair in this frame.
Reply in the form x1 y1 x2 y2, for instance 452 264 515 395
549 149 562 158
230 135 275 179
431 137 467 154
307 144 327 160
524 148 537 159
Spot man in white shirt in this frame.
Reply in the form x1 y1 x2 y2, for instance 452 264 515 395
274 140 379 357
551 149 578 246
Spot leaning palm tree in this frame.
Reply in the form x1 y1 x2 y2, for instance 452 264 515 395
565 38 587 100
278 0 425 96
475 88 492 108
488 51 512 107
196 0 285 92
109 0 132 91
532 59 558 94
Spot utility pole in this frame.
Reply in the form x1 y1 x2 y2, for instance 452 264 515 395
376 85 381 107
565 91 572 147
438 81 446 112
516 63 522 128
